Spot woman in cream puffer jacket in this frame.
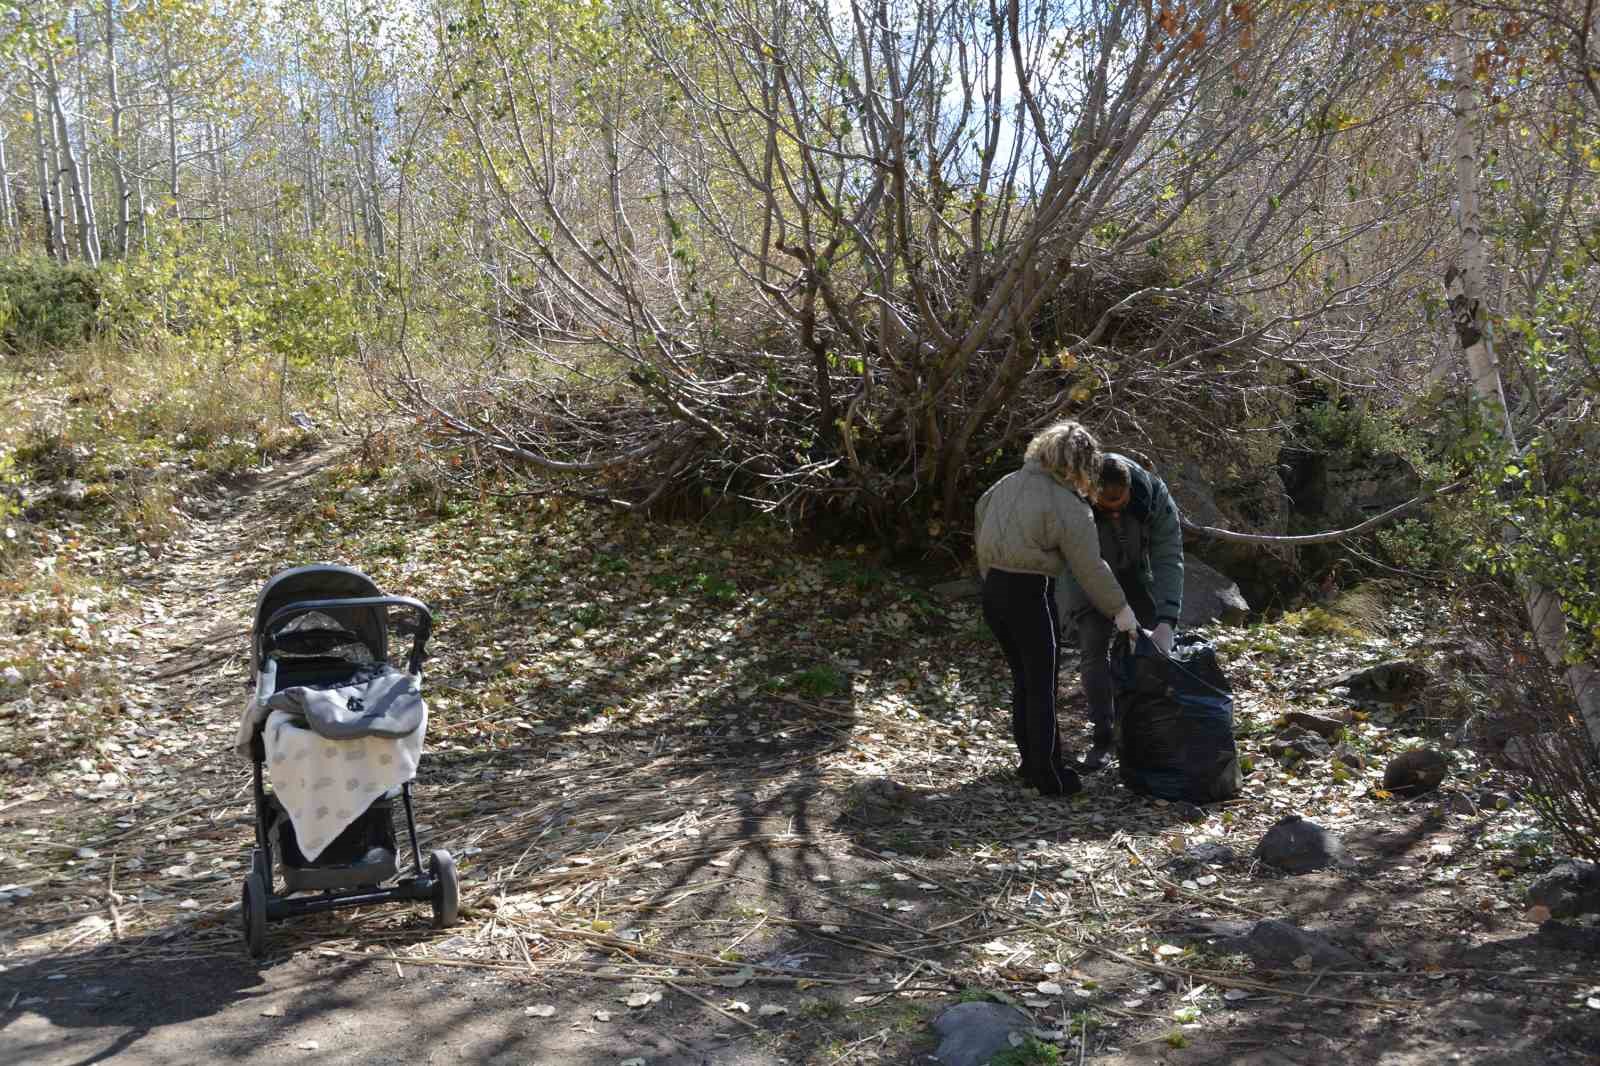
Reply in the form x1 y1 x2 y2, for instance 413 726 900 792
975 421 1137 795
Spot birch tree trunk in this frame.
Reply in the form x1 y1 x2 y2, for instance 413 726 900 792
73 10 97 257
162 31 180 216
45 52 99 264
105 0 131 257
1448 7 1600 756
29 78 65 260
0 120 16 251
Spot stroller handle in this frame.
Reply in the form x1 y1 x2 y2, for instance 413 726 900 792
258 595 433 674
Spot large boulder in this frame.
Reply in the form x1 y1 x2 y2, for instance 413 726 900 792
1180 557 1251 628
1165 458 1296 606
1321 659 1430 703
1286 448 1427 531
1055 554 1251 632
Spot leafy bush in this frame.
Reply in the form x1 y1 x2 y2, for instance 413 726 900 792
787 665 847 699
0 256 102 353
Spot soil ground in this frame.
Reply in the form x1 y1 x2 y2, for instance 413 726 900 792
3 445 1599 1065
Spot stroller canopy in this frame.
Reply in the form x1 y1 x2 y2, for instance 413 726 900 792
254 565 388 672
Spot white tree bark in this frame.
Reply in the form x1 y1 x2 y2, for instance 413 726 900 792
0 119 16 250
44 51 99 263
1449 7 1600 756
105 0 132 256
72 10 98 258
28 78 65 260
162 29 180 217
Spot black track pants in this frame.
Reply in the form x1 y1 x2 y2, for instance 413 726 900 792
982 569 1077 794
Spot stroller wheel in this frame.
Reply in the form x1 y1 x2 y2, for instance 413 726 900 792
429 850 459 929
242 869 269 958
250 847 272 895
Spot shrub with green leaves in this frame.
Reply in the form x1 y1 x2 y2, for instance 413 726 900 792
0 256 102 353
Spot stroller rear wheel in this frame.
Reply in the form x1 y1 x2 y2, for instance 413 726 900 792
429 850 459 929
242 869 269 957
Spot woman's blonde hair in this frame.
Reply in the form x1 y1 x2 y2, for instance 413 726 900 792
1025 420 1102 495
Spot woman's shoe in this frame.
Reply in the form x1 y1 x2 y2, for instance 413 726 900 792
1030 764 1083 796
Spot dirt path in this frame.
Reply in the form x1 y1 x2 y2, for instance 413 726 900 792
3 447 1599 1065
0 448 795 1064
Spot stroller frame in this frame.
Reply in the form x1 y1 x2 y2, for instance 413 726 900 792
241 565 458 957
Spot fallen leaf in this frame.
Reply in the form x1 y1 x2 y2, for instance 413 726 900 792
757 1004 788 1017
593 1010 611 1022
1037 981 1064 995
525 1004 557 1018
296 1041 319 1051
726 999 750 1012
1291 953 1314 971
1526 904 1552 923
1155 944 1184 957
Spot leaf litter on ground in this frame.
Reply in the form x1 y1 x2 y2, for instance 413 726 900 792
0 427 1592 1063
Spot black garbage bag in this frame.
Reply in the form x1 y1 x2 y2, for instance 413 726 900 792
1112 632 1243 803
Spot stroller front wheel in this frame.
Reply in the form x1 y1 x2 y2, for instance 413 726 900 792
242 869 269 957
429 850 459 929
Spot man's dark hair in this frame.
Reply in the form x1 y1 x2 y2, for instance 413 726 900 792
1099 455 1131 492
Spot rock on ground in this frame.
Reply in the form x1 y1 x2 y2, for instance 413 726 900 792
1527 861 1600 919
1383 748 1449 797
1219 918 1361 970
1253 814 1349 874
931 1001 1035 1066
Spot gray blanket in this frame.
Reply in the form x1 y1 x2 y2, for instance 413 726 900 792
265 667 425 741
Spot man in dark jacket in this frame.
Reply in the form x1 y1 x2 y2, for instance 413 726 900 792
1058 454 1185 771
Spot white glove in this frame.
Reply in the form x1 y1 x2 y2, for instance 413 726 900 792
1112 605 1139 635
1152 621 1174 656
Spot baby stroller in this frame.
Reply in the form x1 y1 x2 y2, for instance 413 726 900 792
235 564 459 957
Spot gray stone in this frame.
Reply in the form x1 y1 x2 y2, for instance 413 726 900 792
1165 842 1239 871
55 479 89 505
1253 814 1349 873
1333 744 1366 771
1179 557 1251 628
1188 842 1239 866
1323 659 1430 703
931 578 980 601
1219 919 1360 970
1056 555 1251 631
1284 711 1345 740
1502 732 1563 773
1527 861 1600 919
1269 729 1331 762
931 1001 1034 1066
1474 787 1519 811
1383 748 1449 797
